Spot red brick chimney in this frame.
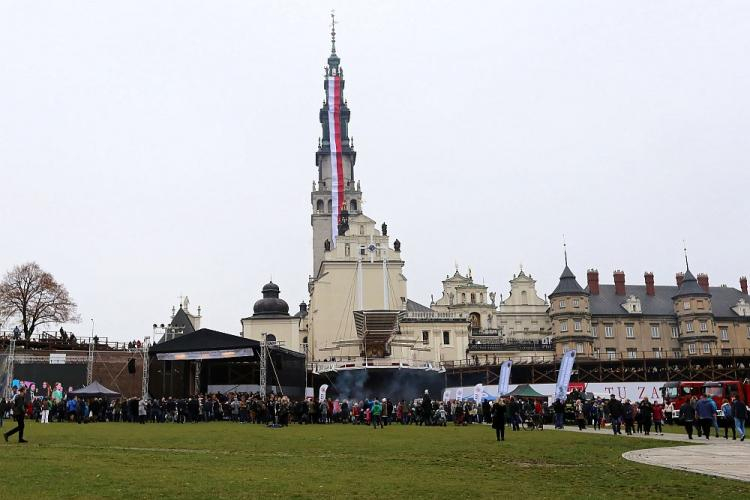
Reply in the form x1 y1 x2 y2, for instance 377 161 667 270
613 270 626 295
740 276 748 295
644 272 655 296
697 273 709 293
587 269 600 295
676 272 684 288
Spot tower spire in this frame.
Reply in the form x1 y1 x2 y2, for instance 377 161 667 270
683 240 689 270
330 10 337 55
563 235 568 266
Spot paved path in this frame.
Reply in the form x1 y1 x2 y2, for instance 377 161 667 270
555 426 750 482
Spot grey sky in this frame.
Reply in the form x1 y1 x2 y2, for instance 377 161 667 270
1 1 748 341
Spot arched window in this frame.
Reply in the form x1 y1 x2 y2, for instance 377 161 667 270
479 293 484 303
327 199 332 213
302 336 308 345
316 199 324 213
521 290 528 305
350 199 358 212
469 312 481 330
461 293 466 304
265 334 276 343
470 293 476 304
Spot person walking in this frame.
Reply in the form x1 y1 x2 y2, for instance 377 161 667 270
720 399 735 440
491 398 506 441
40 398 50 424
138 397 147 424
695 394 715 440
731 395 747 441
574 400 586 430
371 399 383 429
639 398 653 436
678 399 696 439
552 399 565 429
652 401 664 435
3 387 28 443
664 400 675 426
607 395 623 435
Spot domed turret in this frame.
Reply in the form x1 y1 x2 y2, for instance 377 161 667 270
252 281 290 316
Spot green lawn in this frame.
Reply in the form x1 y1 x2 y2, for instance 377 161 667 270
1 421 748 499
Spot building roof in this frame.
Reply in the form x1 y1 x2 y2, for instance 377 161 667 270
149 328 259 354
550 266 588 297
672 269 711 299
169 307 195 334
589 284 748 319
406 299 433 313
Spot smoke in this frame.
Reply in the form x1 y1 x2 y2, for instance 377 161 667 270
327 368 444 402
333 369 368 400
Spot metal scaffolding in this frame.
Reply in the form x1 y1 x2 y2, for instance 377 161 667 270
141 336 150 399
2 338 16 399
86 341 94 385
259 333 267 397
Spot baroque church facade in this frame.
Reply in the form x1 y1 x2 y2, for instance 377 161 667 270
234 25 750 367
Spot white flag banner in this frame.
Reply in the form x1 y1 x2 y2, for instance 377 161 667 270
473 383 483 403
318 384 329 403
442 389 451 403
554 350 577 403
498 360 513 396
455 387 464 401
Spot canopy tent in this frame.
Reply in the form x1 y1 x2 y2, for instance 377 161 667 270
69 380 121 398
508 384 547 399
149 328 260 361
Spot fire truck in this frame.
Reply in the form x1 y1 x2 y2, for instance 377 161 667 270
661 380 750 421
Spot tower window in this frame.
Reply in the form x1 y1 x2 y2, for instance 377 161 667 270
350 199 358 212
316 199 324 213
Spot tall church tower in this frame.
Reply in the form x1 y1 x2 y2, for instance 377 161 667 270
311 16 362 276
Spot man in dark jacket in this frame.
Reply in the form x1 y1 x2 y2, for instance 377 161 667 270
491 399 507 441
3 387 28 443
607 395 624 435
731 395 747 442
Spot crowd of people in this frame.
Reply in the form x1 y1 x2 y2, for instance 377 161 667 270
3 383 749 446
547 392 748 442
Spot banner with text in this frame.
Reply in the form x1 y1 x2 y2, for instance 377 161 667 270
473 383 483 403
554 350 576 402
318 384 329 403
498 360 513 396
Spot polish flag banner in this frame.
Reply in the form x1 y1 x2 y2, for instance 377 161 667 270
327 75 345 247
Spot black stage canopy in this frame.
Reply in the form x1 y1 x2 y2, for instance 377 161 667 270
149 329 260 360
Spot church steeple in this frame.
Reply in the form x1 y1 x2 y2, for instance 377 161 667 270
311 15 362 276
327 10 340 74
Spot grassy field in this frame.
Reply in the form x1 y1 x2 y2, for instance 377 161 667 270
1 421 748 499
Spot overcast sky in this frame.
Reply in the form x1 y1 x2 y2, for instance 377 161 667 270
1 1 748 341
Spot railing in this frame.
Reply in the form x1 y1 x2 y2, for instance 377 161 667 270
403 311 468 320
309 358 439 373
468 342 553 352
471 329 501 337
0 330 142 352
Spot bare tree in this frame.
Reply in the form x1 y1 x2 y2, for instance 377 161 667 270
0 262 80 341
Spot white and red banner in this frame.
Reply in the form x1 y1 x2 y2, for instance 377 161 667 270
318 384 329 403
327 76 345 247
498 360 513 396
554 350 576 403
